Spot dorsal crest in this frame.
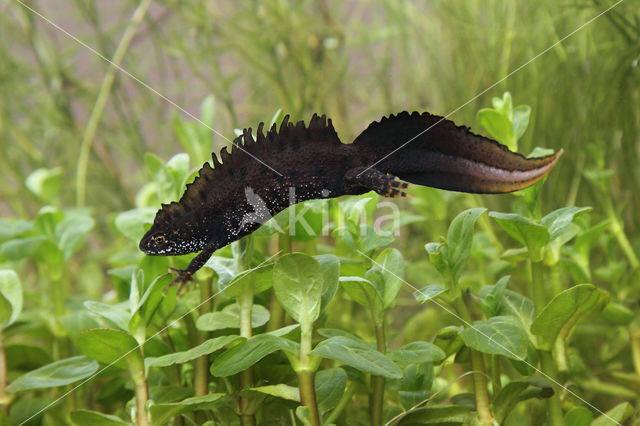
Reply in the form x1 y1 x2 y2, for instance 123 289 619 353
152 113 342 226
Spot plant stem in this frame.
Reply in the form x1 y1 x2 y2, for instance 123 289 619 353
325 383 357 424
530 260 563 423
0 333 7 412
530 260 546 313
297 322 321 426
452 296 494 425
237 291 255 426
194 276 214 396
370 313 387 426
76 0 153 206
470 350 493 425
540 351 564 426
130 358 150 426
604 196 639 270
491 355 501 395
631 330 640 376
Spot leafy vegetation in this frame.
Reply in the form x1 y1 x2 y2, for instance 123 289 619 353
1 1 639 425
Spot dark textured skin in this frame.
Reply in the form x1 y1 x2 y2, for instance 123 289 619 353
139 111 562 286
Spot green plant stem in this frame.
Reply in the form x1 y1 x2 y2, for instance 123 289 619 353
130 360 150 426
325 382 357 424
195 276 214 396
553 338 568 377
550 265 563 299
530 260 546 314
296 322 321 426
266 289 284 332
470 350 493 425
370 313 387 426
0 333 7 411
630 330 640 377
540 351 564 425
237 291 255 426
603 196 639 270
491 355 501 395
75 0 153 206
530 261 563 423
452 297 494 425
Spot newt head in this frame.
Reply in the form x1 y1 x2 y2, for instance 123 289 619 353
139 203 210 256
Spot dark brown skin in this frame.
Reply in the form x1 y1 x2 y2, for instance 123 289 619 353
140 111 562 288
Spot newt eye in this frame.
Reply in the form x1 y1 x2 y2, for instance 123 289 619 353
154 235 166 244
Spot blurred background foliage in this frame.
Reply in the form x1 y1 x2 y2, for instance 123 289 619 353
0 0 639 424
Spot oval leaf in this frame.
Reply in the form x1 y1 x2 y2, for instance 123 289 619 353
77 328 141 370
309 336 402 379
211 334 299 377
273 253 323 326
531 284 608 349
0 269 22 327
7 356 98 392
145 335 241 370
459 316 528 360
196 303 270 331
388 341 446 365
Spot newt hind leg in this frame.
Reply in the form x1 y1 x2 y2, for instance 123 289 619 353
344 167 411 198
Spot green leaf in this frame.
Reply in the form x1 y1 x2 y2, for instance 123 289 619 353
25 167 62 202
115 208 157 242
359 224 394 253
315 368 347 413
397 404 472 425
0 218 33 239
0 269 22 327
149 394 225 426
310 336 402 379
493 378 553 423
83 301 130 331
316 254 340 311
512 104 531 141
433 326 464 357
479 275 510 317
601 302 634 326
477 108 515 149
211 334 299 377
443 208 486 283
221 263 273 299
145 335 241 370
203 255 236 285
340 276 383 314
496 289 535 338
273 253 323 326
244 384 299 402
414 285 445 303
590 402 633 426
70 410 131 425
399 363 434 410
388 341 446 365
77 328 141 370
54 210 94 260
0 235 47 260
196 303 270 331
370 248 405 309
296 406 313 426
531 284 608 349
9 396 57 425
459 316 528 360
489 212 550 261
564 407 594 426
541 206 592 241
6 356 98 392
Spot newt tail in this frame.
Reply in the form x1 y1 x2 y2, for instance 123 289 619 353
140 111 562 289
